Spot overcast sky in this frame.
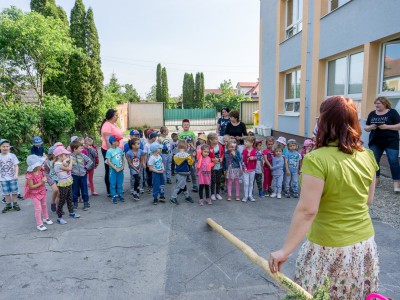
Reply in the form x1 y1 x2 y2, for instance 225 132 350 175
1 0 260 98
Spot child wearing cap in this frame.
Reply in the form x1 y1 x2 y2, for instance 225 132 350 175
126 137 144 201
254 140 265 198
197 134 207 151
0 139 21 213
106 136 125 204
24 155 53 231
159 126 172 185
53 146 80 224
44 146 59 212
276 136 288 156
178 119 198 192
124 129 143 153
148 142 165 205
284 139 302 198
170 133 179 176
70 140 93 210
31 136 45 157
300 139 314 171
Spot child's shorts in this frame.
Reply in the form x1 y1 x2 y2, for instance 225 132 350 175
1 180 19 195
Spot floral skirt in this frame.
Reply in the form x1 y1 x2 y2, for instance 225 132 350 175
225 167 242 180
294 236 379 300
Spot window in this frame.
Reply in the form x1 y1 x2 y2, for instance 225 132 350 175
284 69 301 114
327 52 364 97
329 0 351 12
286 0 303 39
381 40 400 94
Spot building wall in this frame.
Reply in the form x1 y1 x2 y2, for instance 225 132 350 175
319 0 399 59
259 0 400 140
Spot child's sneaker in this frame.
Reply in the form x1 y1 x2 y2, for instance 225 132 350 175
13 203 21 211
118 195 125 202
133 193 140 201
192 186 198 192
159 195 166 203
199 199 204 206
270 193 277 198
170 197 179 205
2 204 12 213
259 191 265 198
216 194 223 200
147 187 152 194
82 203 89 211
241 197 248 202
211 194 216 201
73 202 78 210
37 224 47 231
264 191 270 197
112 196 118 204
285 192 291 198
277 194 282 199
249 197 256 202
17 194 24 200
51 203 56 212
69 213 81 218
185 196 194 203
43 218 53 225
293 193 299 198
1 198 5 204
92 192 99 196
57 218 67 225
139 188 144 194
206 198 212 205
153 198 159 205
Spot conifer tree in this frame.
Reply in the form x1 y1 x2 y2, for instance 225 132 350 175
161 67 169 103
182 73 195 108
70 0 86 49
156 63 162 102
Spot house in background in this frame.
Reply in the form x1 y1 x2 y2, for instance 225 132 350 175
259 0 400 142
236 82 260 100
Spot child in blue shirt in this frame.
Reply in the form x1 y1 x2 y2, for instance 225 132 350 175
148 143 165 205
106 136 125 204
284 139 302 198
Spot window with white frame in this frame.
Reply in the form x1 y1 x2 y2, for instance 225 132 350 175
284 69 301 114
381 40 400 94
326 51 364 97
286 0 303 39
329 0 351 12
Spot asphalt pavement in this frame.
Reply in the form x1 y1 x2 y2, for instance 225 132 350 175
0 160 399 300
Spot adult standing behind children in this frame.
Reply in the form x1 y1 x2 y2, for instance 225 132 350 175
225 110 247 152
100 109 124 197
364 96 400 192
217 107 230 136
270 96 380 299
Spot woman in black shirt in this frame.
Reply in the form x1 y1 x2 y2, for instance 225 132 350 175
225 110 247 151
365 96 400 192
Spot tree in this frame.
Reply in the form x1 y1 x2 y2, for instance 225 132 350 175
182 73 194 108
146 84 157 102
70 0 86 49
204 79 246 111
194 72 205 108
161 67 169 103
122 84 140 103
0 7 74 133
156 63 162 102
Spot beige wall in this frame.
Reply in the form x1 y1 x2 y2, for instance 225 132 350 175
128 103 164 129
116 103 128 132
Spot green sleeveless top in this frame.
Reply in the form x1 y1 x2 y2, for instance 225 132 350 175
301 142 378 247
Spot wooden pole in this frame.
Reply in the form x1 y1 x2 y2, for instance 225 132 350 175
206 218 313 299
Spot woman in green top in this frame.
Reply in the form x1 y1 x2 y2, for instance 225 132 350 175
269 96 379 300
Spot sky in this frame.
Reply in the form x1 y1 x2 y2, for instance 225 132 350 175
1 0 260 98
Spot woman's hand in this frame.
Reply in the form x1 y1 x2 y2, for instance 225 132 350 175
378 124 389 130
269 249 289 273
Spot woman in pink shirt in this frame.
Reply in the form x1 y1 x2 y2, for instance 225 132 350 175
100 109 124 196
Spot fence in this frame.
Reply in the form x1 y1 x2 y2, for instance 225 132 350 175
164 108 216 126
240 101 259 125
116 103 129 132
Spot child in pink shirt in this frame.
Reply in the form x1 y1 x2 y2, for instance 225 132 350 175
262 137 274 196
196 144 215 205
242 136 257 202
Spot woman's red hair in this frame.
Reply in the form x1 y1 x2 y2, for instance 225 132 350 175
315 96 364 154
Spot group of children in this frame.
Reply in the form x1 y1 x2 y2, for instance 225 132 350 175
0 118 315 231
120 119 315 205
0 135 99 231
